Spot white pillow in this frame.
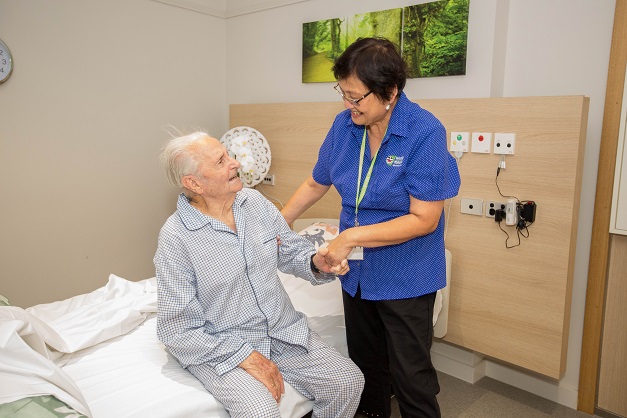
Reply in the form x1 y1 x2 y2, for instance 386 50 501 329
298 221 339 249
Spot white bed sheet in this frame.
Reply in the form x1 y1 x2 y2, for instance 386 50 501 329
60 315 313 418
53 278 321 418
0 274 158 417
278 272 348 358
1 274 325 418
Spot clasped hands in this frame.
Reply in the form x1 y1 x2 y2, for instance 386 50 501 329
311 233 353 276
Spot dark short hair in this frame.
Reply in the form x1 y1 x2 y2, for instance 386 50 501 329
332 37 407 102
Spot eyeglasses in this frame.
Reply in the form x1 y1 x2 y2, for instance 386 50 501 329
334 83 372 106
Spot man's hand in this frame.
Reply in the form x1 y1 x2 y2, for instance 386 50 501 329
239 351 284 402
313 247 350 275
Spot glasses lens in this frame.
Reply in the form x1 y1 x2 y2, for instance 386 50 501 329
335 84 366 106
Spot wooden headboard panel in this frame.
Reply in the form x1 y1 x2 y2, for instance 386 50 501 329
230 96 589 379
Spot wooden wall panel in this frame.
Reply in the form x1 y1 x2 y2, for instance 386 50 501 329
597 234 627 416
230 95 588 379
579 0 627 413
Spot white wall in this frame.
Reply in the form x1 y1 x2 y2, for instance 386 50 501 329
226 0 500 103
0 0 226 306
224 0 616 409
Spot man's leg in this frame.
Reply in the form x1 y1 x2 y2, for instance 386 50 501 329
187 362 281 418
276 333 364 418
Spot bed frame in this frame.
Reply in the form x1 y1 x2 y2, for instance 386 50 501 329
230 96 589 379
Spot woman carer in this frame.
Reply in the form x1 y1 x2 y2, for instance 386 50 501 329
281 37 461 418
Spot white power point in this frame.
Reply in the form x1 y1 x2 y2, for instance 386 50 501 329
262 175 275 185
505 199 517 226
486 201 506 218
494 133 516 155
450 132 469 153
460 198 484 216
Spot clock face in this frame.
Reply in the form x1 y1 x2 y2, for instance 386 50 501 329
0 39 13 84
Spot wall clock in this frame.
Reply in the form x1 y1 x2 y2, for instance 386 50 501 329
0 38 14 84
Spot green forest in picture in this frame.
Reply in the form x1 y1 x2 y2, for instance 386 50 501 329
302 0 469 83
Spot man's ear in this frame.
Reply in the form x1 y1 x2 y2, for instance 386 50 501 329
182 175 202 195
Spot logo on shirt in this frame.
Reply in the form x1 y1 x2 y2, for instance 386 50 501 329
386 155 404 167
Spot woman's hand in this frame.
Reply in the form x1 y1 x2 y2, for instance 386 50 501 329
323 230 354 267
239 351 284 402
313 247 350 275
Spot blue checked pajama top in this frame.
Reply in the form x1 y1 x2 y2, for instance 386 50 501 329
154 189 334 376
312 92 461 301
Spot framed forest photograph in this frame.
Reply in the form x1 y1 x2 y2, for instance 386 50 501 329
302 0 469 83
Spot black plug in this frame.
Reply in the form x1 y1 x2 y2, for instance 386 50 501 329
494 209 505 222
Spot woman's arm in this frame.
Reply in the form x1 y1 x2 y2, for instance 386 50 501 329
324 196 444 265
280 174 331 225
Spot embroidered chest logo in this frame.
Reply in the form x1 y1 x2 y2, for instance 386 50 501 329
385 155 404 167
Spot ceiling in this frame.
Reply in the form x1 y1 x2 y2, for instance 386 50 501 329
150 0 309 18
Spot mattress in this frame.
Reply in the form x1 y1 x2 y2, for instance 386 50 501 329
60 314 314 418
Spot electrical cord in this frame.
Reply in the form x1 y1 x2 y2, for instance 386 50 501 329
445 151 464 241
444 196 453 240
495 165 519 203
255 184 285 209
494 160 535 248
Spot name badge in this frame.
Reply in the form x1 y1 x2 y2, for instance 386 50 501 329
348 246 364 260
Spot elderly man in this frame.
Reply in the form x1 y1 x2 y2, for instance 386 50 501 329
154 132 364 418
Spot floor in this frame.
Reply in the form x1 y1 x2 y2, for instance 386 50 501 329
353 371 606 418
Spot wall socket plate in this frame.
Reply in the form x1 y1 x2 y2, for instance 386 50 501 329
450 132 469 153
460 198 484 216
262 174 275 185
471 132 492 153
486 201 506 218
494 133 516 155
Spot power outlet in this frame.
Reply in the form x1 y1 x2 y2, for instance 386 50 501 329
460 198 484 216
486 201 506 218
494 133 516 155
262 174 275 185
450 132 469 153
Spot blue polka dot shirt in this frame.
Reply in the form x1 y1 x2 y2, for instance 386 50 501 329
312 92 461 300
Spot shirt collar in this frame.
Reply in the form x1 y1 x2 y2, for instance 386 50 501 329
176 191 248 231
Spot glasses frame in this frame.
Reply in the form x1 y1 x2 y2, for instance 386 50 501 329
334 83 373 106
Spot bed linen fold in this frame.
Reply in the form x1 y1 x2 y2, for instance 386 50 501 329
0 274 157 416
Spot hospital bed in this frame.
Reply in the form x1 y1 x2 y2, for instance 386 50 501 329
0 218 451 418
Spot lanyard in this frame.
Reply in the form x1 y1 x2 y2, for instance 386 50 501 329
355 127 385 226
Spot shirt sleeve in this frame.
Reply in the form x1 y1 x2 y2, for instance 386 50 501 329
312 115 341 186
154 229 254 376
405 121 461 201
259 196 336 285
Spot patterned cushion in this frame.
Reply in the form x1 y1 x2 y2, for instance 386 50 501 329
297 222 339 249
0 294 9 306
